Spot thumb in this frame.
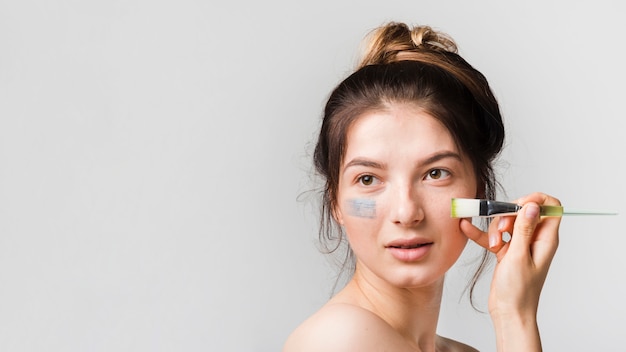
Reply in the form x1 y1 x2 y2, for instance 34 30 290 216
509 202 540 254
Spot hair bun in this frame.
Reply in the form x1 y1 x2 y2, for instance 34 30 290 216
358 22 458 68
410 25 456 52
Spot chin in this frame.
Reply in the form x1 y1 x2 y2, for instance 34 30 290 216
385 266 448 289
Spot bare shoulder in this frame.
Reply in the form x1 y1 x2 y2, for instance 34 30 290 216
436 335 479 352
283 303 414 352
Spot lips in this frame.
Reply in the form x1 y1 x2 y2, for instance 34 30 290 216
385 239 434 262
388 243 431 249
385 239 433 249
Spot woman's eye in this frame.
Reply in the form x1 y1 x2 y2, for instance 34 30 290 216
358 175 378 186
426 169 450 180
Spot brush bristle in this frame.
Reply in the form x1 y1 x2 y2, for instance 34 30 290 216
450 198 482 218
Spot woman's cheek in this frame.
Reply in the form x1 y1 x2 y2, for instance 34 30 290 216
344 198 377 219
342 198 384 248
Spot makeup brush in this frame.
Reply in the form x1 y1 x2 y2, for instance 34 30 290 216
450 198 618 218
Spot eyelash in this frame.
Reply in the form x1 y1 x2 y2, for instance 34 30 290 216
356 174 380 186
425 168 452 180
354 168 451 187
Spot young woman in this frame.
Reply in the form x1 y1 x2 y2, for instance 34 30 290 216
284 22 561 352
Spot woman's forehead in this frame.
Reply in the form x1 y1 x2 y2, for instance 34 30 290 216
340 107 477 177
345 108 457 153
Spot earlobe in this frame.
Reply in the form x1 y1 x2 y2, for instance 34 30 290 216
332 207 344 225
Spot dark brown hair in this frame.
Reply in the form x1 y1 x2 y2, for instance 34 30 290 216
313 22 505 304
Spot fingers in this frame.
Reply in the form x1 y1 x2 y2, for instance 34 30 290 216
506 193 561 265
459 192 561 266
459 218 488 247
514 192 562 237
515 192 562 209
507 203 541 257
459 217 509 255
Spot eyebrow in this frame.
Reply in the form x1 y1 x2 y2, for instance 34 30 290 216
343 158 387 170
343 151 463 171
421 151 463 165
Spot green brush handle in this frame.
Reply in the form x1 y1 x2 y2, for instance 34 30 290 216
540 205 564 216
541 206 617 216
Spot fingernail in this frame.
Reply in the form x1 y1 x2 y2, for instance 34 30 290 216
497 217 506 231
525 204 540 219
489 233 498 248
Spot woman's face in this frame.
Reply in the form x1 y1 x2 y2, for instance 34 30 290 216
335 104 477 289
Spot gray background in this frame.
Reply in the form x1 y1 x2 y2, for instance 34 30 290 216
1 0 624 351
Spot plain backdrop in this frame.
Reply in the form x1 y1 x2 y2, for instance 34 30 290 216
1 0 624 351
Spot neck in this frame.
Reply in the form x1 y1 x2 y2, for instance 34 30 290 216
335 265 445 351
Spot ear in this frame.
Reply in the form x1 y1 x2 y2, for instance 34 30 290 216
331 203 344 225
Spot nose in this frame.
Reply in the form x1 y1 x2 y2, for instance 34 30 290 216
390 182 424 226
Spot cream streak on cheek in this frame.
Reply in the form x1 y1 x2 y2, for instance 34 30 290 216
345 198 376 219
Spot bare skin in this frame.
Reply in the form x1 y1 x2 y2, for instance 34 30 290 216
284 104 560 351
462 193 561 351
